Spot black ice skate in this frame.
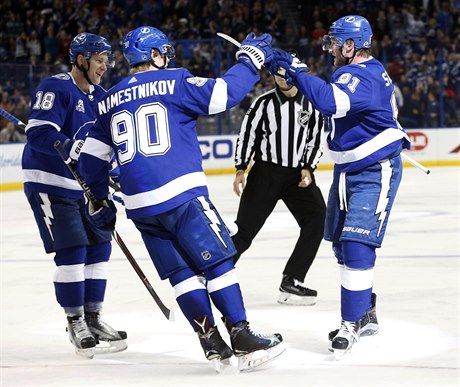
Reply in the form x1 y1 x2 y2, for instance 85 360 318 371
328 293 379 341
328 293 379 359
278 275 317 306
193 316 233 373
223 317 285 371
66 315 96 359
329 320 360 359
85 312 127 354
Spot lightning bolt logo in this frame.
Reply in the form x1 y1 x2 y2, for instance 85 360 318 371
375 160 392 237
39 193 55 241
197 196 227 248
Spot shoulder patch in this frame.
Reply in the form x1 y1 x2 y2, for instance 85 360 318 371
186 77 208 87
52 73 71 80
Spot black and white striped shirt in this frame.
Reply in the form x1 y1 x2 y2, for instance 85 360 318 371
234 86 324 172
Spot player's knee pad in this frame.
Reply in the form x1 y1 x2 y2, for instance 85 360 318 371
342 241 376 269
332 242 344 266
54 245 86 266
170 268 206 297
86 241 111 265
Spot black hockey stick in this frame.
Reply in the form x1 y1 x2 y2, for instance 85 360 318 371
54 139 174 321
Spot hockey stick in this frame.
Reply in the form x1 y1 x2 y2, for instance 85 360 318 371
217 33 431 175
0 107 26 129
401 152 430 174
54 140 174 321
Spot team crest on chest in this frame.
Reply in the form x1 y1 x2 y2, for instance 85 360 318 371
297 109 311 127
76 99 85 113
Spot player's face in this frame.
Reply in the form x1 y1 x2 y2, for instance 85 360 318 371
331 42 347 67
87 53 110 84
274 71 293 91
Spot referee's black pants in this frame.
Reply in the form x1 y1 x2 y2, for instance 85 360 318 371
232 161 326 282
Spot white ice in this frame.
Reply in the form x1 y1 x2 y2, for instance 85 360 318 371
1 166 459 386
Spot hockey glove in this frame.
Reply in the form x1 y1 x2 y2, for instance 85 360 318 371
87 198 117 230
268 49 310 82
64 139 85 162
236 32 273 74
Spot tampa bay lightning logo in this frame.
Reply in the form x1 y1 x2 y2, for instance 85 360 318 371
345 16 356 23
140 27 151 33
74 33 87 44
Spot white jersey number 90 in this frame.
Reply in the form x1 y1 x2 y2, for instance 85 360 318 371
111 102 171 165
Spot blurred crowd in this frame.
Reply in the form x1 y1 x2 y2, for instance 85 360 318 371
0 0 459 141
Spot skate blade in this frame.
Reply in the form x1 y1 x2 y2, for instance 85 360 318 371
94 339 128 355
237 342 286 372
277 292 316 306
75 347 95 359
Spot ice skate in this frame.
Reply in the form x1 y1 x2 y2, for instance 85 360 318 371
66 315 96 359
278 275 317 306
329 320 359 359
223 318 285 372
193 316 233 373
328 293 379 341
85 312 127 354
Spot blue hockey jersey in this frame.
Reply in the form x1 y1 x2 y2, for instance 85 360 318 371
293 57 410 172
22 73 106 198
80 63 259 219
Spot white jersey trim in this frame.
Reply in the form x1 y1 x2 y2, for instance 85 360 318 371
124 171 207 210
25 118 61 133
331 84 350 119
209 78 228 114
23 169 82 191
329 128 408 164
82 137 114 162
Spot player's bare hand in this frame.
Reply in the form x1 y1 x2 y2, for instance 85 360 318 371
233 170 246 196
298 168 313 188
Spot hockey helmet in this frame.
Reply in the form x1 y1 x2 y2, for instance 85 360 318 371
322 15 373 51
70 33 114 67
122 26 175 66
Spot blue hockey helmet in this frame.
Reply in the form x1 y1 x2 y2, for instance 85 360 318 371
322 15 373 51
69 33 114 67
122 26 175 66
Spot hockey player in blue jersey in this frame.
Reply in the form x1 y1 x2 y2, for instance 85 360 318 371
269 15 411 358
78 26 285 371
22 33 127 358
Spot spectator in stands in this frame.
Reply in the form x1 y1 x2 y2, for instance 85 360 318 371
0 122 26 143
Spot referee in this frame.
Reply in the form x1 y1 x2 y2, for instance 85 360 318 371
232 57 326 305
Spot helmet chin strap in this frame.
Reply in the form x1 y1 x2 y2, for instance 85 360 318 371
340 45 357 65
151 54 168 70
76 59 94 86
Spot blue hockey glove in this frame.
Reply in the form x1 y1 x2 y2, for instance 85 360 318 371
268 49 310 82
64 139 85 161
87 198 117 230
236 32 273 74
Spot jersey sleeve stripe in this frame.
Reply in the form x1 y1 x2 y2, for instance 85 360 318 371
83 137 114 162
208 78 228 114
331 84 351 118
25 118 61 133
